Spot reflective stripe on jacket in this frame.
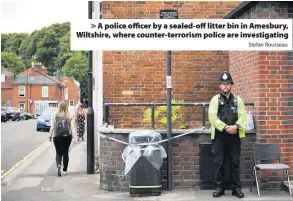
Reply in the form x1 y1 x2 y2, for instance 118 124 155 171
208 93 247 139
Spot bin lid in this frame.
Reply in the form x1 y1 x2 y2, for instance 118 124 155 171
129 130 162 144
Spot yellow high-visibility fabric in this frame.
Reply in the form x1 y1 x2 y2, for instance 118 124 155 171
208 94 247 139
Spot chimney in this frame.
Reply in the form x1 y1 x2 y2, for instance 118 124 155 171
31 61 48 75
56 69 62 82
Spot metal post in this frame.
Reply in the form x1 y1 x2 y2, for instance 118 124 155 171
166 50 173 190
202 104 206 129
87 0 95 174
151 105 155 129
26 63 28 112
103 105 109 125
97 0 103 158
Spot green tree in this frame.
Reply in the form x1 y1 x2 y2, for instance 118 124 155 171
1 33 29 55
1 22 89 98
1 51 26 75
143 99 187 129
50 22 70 38
35 29 59 74
18 30 39 65
55 32 71 69
2 22 71 71
61 51 88 100
1 34 9 52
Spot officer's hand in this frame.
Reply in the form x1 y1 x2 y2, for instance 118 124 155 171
224 126 233 134
226 125 237 134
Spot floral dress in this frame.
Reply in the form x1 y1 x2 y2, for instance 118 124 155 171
76 113 85 138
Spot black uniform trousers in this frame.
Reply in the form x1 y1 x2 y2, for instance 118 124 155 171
212 130 241 190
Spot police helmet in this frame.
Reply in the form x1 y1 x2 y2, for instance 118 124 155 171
218 71 234 84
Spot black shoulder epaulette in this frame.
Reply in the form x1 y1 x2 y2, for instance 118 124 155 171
218 93 238 107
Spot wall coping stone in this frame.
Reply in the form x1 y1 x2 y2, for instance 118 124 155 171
98 126 256 135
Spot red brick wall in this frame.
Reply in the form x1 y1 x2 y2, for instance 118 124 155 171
12 84 63 114
1 75 14 88
287 1 293 179
1 75 14 106
102 1 241 128
229 51 259 115
99 1 293 190
63 76 79 106
1 89 13 106
100 132 256 190
229 1 293 181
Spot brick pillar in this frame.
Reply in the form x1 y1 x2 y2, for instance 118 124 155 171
230 51 292 183
257 52 291 177
288 55 293 178
287 2 293 179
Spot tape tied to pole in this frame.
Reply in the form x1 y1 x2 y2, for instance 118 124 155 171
99 129 198 146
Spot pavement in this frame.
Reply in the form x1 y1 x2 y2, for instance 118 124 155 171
1 138 292 201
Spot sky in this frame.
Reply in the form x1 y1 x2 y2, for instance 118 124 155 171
1 0 88 33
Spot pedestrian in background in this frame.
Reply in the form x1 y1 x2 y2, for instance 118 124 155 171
49 102 77 177
75 103 86 141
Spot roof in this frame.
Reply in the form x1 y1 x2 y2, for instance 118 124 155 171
52 76 63 82
13 75 63 86
1 66 14 76
37 70 63 86
14 66 64 86
224 1 258 19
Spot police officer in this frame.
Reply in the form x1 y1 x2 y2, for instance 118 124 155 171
208 71 247 198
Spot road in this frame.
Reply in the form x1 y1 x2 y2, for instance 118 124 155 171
1 120 48 173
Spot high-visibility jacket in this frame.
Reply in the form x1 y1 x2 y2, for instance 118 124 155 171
208 93 247 140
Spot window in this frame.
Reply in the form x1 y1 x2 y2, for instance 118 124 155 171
49 103 57 107
64 88 68 100
19 86 25 97
42 86 48 97
1 74 5 82
35 103 47 117
19 103 25 111
69 100 74 106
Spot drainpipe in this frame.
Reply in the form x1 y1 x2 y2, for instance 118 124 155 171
30 84 32 113
26 63 28 112
87 0 95 174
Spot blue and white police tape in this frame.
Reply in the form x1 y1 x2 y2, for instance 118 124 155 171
99 130 197 146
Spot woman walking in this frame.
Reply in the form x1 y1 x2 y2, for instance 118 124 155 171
75 104 86 141
49 102 77 177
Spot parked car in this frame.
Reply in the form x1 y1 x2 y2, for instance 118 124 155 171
22 112 34 120
3 107 19 120
12 111 34 121
1 108 8 122
11 109 23 121
36 107 58 131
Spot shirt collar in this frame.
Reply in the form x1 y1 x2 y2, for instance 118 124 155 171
221 92 233 100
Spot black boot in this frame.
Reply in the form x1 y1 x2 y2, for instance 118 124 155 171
232 188 244 198
213 188 225 197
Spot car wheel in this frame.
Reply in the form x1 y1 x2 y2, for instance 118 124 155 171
37 128 41 131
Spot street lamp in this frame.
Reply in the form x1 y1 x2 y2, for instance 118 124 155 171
87 1 95 174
